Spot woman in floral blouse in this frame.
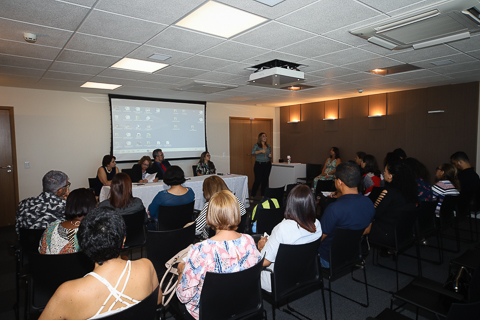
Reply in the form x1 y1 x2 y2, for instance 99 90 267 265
196 151 216 176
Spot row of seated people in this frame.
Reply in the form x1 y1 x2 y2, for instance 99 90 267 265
94 149 216 196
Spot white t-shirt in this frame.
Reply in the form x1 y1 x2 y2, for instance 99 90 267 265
261 218 322 292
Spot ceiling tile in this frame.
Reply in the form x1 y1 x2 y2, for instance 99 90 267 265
406 74 453 84
49 61 105 75
137 73 188 84
66 33 139 56
467 49 480 60
335 72 382 82
385 69 439 81
448 33 480 52
175 56 236 70
97 68 149 80
388 45 459 63
296 59 334 73
78 10 167 43
215 62 253 76
193 71 244 82
156 66 207 78
280 36 351 58
0 39 61 60
147 27 225 54
0 53 52 69
241 51 305 65
201 41 269 61
95 0 205 24
56 50 121 67
0 65 45 77
0 18 73 48
43 70 92 81
278 0 381 34
216 0 317 19
89 75 138 86
127 45 193 65
356 0 424 14
61 0 97 7
309 67 358 78
343 57 405 72
233 21 315 50
411 53 477 69
352 76 399 86
0 0 90 31
430 61 480 75
357 43 397 56
315 48 381 66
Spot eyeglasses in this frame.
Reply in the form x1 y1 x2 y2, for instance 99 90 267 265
58 182 71 191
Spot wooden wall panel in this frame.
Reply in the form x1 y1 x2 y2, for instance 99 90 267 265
279 82 479 182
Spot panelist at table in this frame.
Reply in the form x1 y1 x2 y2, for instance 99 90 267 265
95 155 120 196
147 148 171 180
131 156 158 183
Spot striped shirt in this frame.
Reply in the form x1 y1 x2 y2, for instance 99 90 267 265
432 180 459 215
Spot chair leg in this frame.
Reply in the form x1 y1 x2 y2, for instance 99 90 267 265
321 282 327 320
271 301 275 320
329 280 333 320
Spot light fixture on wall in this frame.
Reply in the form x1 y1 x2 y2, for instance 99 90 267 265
288 104 301 123
427 110 445 113
323 99 338 120
368 94 387 117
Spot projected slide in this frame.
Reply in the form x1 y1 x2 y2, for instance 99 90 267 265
109 95 206 162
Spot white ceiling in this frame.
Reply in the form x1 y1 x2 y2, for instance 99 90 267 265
1 0 480 107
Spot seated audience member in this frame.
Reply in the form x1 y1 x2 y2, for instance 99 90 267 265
39 207 161 320
196 151 216 176
404 158 433 202
195 176 245 239
147 148 171 180
95 155 119 196
432 163 460 216
450 151 480 201
368 161 417 248
98 173 145 215
130 156 158 183
361 154 382 196
148 166 194 222
354 151 366 166
39 188 96 254
319 163 375 268
16 170 70 235
392 148 407 159
258 184 323 291
176 191 262 320
313 147 342 190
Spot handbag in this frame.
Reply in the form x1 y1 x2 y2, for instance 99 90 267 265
159 245 192 306
442 265 471 309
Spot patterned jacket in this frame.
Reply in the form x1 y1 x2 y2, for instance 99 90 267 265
15 192 66 235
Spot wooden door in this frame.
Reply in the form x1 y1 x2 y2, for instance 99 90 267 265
229 118 273 192
0 107 19 226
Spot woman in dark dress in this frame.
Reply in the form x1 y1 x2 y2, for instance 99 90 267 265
95 155 120 196
130 156 158 183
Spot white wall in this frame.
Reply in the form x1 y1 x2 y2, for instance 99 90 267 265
0 86 277 200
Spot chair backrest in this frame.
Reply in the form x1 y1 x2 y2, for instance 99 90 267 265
440 196 458 223
199 258 264 320
237 214 248 234
256 204 285 235
121 168 134 180
285 183 298 199
100 286 159 320
146 222 196 280
122 209 147 249
157 202 195 231
264 186 285 207
19 228 46 253
192 165 198 177
29 251 94 309
446 300 480 320
272 238 322 302
415 201 438 237
394 209 418 249
88 178 96 190
328 228 365 277
306 164 323 179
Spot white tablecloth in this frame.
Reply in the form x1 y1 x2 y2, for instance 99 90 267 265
99 174 250 211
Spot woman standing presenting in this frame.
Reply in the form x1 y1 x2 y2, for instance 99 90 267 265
251 132 272 199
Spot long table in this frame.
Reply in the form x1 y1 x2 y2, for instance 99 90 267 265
99 174 250 211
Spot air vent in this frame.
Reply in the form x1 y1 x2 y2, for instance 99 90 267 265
350 0 480 50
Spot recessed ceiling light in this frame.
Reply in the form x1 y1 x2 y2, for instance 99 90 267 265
175 1 267 38
111 58 168 73
81 82 122 90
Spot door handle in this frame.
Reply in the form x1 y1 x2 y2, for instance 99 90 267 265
1 165 12 169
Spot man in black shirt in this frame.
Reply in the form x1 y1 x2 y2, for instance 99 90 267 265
147 148 171 180
450 151 480 213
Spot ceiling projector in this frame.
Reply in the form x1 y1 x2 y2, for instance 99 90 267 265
248 67 305 88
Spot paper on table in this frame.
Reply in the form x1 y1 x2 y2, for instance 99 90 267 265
146 173 157 182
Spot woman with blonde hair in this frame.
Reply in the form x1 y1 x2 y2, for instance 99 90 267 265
195 175 246 238
131 156 158 183
176 190 262 320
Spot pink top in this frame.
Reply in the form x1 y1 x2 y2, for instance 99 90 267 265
176 234 262 319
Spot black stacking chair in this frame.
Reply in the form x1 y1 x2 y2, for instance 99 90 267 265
192 165 198 177
121 168 134 180
262 238 326 320
25 251 94 319
146 222 196 280
255 203 285 235
368 209 421 292
297 163 323 187
391 265 480 319
264 186 285 207
122 209 148 257
450 248 480 273
323 228 369 320
285 183 298 199
198 259 265 320
157 202 195 231
437 196 461 253
101 286 160 320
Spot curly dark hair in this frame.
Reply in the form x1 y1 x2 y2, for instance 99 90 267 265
101 155 116 167
386 161 418 204
404 157 430 182
362 154 381 177
77 207 126 265
64 188 97 220
163 165 186 186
